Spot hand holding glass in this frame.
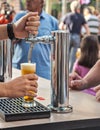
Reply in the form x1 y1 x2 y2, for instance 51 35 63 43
21 63 36 107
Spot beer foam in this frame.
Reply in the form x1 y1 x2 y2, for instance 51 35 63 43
21 63 36 70
21 63 36 66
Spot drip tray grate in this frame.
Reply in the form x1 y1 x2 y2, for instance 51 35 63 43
0 98 50 122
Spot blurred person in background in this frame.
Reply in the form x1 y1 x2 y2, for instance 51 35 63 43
59 0 90 73
82 6 100 36
0 2 16 24
12 0 58 80
72 35 99 96
69 60 100 102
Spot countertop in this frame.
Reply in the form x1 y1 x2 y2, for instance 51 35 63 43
0 68 100 130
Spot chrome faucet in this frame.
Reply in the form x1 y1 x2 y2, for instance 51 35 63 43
26 30 73 113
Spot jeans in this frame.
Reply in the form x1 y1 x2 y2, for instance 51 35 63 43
69 34 80 73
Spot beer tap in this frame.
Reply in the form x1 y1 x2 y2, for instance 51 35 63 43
26 30 73 113
26 35 55 63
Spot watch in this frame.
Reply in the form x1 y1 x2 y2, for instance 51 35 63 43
7 23 16 40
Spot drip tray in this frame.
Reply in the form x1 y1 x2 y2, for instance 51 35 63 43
0 98 50 122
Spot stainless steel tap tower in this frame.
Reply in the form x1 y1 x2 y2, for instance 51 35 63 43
26 30 73 113
0 39 12 82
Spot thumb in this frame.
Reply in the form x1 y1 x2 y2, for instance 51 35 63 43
71 80 82 89
94 85 100 92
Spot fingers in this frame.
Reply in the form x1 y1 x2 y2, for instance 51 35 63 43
94 85 100 101
70 80 82 90
24 74 38 97
30 80 38 88
25 12 39 18
26 16 40 28
18 74 38 96
24 74 38 80
27 15 40 21
69 72 82 80
25 86 38 95
25 12 40 36
96 90 100 101
94 85 100 92
26 22 39 31
26 80 38 92
25 21 40 35
24 81 38 97
28 31 38 36
25 26 39 33
70 80 78 89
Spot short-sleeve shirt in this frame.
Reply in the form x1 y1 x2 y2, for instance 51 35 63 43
73 60 90 78
62 12 86 34
85 15 100 35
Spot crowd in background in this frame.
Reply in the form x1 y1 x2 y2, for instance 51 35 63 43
59 0 100 101
59 0 100 73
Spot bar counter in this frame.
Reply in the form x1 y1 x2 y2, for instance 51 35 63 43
0 68 100 130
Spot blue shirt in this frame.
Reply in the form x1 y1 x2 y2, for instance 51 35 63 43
12 11 58 79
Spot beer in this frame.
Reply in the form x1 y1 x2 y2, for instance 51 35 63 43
21 63 36 75
21 63 36 107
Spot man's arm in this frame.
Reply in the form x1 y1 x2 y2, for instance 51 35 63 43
83 60 100 87
98 22 100 35
59 22 66 30
0 24 8 40
83 23 90 35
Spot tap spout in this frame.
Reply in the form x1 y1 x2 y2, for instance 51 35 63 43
26 35 55 44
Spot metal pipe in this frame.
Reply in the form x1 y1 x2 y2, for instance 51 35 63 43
50 30 72 112
0 39 12 82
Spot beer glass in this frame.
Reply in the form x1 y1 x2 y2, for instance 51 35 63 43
21 63 36 107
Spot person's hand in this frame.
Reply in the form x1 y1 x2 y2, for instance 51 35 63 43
94 85 100 101
13 12 40 38
69 72 82 89
3 74 38 98
69 72 88 90
70 79 85 90
69 72 82 81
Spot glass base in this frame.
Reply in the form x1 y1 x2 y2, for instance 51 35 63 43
22 101 36 108
48 104 73 113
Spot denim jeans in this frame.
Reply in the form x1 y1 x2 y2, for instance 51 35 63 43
69 34 80 73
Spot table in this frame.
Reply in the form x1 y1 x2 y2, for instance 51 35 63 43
0 68 100 130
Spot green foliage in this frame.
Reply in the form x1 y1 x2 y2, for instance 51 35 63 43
52 3 62 12
89 0 96 7
20 0 26 10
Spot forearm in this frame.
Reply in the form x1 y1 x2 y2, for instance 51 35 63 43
83 60 100 88
0 25 8 40
59 22 66 30
84 24 90 35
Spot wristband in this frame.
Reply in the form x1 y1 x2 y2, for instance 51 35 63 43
7 23 15 40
